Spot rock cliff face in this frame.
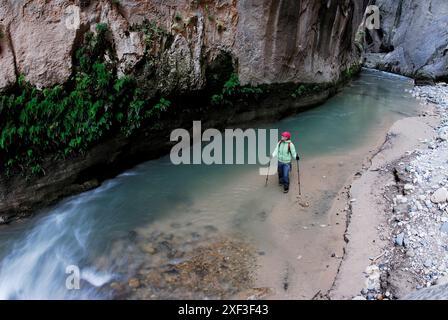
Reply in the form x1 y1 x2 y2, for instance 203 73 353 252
235 0 368 84
364 0 448 80
1 0 367 92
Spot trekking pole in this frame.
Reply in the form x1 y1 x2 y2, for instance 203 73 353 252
265 158 271 187
296 158 302 196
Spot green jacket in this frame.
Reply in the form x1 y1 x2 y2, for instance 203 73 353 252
272 140 298 164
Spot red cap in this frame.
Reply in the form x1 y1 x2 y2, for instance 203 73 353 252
281 131 291 139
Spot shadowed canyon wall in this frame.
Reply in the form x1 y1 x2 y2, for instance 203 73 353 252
365 0 448 80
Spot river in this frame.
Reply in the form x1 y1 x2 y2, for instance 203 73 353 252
0 69 421 299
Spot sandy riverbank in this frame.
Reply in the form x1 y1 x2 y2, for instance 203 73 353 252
331 83 448 300
330 112 438 299
254 114 425 299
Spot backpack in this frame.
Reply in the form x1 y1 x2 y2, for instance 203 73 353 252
278 141 292 156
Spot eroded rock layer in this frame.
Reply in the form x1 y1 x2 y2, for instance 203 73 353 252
0 0 367 91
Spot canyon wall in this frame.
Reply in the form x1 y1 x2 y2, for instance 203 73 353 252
0 0 369 221
365 0 448 80
0 0 368 92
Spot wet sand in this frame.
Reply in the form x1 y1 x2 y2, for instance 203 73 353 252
253 142 388 299
252 108 430 300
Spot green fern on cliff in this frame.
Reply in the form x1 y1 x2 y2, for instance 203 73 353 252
211 73 263 106
0 24 170 177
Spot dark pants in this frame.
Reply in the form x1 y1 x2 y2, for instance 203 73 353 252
278 162 291 189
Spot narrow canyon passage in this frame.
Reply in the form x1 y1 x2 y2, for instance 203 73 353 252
0 70 421 299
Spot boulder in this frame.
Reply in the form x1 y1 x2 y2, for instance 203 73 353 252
436 275 448 286
365 265 381 291
440 222 448 235
431 188 448 204
438 127 448 141
396 195 408 204
423 259 433 268
404 184 415 194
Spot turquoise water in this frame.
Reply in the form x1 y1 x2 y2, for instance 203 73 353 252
0 69 419 299
274 70 417 156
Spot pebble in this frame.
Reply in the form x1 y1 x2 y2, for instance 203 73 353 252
438 127 448 141
424 259 433 268
396 195 408 204
404 184 415 194
416 202 423 210
395 233 405 247
141 244 157 254
406 249 415 257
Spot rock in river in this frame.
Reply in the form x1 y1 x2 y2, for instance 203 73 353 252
128 278 141 289
141 244 157 254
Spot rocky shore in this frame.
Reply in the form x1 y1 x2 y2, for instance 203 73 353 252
336 83 448 300
387 84 448 299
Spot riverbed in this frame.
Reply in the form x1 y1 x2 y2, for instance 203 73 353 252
0 69 421 299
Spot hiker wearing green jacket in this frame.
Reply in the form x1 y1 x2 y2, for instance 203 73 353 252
272 131 300 193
